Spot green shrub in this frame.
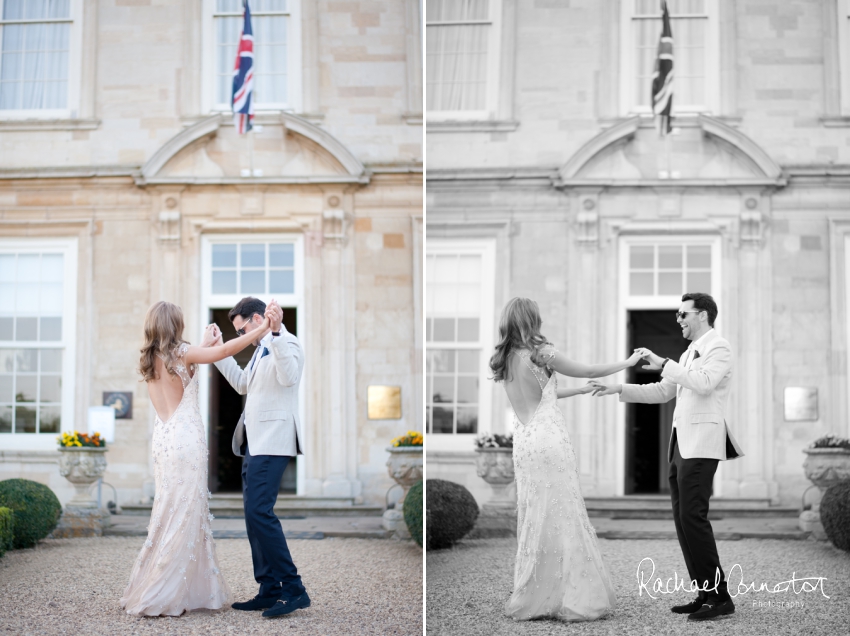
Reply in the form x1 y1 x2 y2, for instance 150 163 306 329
0 479 61 549
426 479 479 551
821 480 850 552
403 480 423 547
0 507 13 558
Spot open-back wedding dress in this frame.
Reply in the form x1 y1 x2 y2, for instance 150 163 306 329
120 343 231 616
503 346 616 621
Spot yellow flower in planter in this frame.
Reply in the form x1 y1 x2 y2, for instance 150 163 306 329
390 431 423 447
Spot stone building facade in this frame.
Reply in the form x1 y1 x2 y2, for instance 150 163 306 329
425 0 850 508
0 0 423 509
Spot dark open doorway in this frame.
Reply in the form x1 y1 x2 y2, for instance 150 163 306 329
208 306 298 494
624 310 689 495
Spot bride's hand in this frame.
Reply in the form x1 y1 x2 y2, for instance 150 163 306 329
259 313 272 332
627 350 644 366
590 381 619 397
577 382 597 395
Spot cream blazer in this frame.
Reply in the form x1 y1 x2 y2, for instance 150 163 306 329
619 329 744 462
214 327 304 457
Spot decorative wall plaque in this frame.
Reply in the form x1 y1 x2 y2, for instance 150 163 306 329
103 392 133 419
784 387 818 421
368 385 402 420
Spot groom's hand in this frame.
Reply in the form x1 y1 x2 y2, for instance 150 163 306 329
637 347 665 371
201 324 220 347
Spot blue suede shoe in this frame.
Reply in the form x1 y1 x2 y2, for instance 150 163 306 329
262 591 311 618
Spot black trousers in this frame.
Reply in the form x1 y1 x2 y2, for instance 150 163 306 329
241 442 306 599
669 430 726 597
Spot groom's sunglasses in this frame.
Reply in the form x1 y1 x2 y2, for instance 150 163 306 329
675 310 704 320
235 313 258 336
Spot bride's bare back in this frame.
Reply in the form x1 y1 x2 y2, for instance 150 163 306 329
147 355 194 423
503 348 554 425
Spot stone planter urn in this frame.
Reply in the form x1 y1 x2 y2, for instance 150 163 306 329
473 447 517 538
53 446 110 538
800 447 850 540
382 446 423 539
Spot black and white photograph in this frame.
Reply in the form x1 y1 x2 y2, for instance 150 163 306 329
425 1 850 634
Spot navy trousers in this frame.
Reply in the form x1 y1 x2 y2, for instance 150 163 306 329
241 442 305 599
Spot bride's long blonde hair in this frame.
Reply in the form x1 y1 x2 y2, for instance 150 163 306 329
138 301 190 382
489 297 552 382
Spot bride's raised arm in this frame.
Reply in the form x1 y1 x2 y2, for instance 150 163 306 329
545 347 642 379
183 315 272 365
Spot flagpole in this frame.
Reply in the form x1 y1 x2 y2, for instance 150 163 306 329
248 127 255 177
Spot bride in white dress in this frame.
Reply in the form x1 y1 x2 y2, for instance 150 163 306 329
489 297 641 622
121 300 272 616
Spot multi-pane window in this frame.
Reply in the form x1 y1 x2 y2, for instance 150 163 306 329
0 0 71 110
211 242 295 295
425 0 496 114
426 253 483 435
214 0 290 107
0 252 64 434
629 244 711 297
628 0 713 112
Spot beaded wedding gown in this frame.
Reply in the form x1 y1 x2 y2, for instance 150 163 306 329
121 344 232 616
504 348 616 621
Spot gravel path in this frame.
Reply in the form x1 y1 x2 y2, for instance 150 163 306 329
427 538 850 635
0 536 422 635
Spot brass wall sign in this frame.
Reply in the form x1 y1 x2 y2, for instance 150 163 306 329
784 387 818 421
368 385 401 420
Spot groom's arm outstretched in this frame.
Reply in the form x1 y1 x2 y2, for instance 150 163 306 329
591 349 677 403
201 325 251 395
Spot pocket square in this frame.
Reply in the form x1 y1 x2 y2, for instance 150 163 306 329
261 347 270 358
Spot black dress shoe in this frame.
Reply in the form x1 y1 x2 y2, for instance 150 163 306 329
671 596 704 614
688 598 735 621
232 594 279 611
262 591 311 618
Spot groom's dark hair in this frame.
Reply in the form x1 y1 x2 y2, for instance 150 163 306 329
682 292 717 327
228 296 267 322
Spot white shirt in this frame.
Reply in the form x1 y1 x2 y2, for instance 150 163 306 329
685 328 714 367
673 328 714 429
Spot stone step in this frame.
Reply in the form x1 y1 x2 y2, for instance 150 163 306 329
121 494 384 518
583 496 798 519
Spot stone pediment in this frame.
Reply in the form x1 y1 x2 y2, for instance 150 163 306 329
557 115 785 187
136 114 368 186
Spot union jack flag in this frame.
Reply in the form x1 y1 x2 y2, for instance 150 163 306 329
651 1 674 136
231 0 254 134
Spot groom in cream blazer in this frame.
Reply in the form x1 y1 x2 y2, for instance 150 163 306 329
593 292 743 622
206 296 310 619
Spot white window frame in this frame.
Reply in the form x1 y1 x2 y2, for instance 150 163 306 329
619 0 720 117
0 0 83 120
425 238 495 452
839 0 850 116
615 233 723 495
0 238 77 451
425 0 502 122
198 234 305 493
201 0 303 115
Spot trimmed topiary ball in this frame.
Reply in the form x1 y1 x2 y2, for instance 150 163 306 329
0 507 13 558
426 479 479 550
0 479 61 549
403 480 423 547
821 480 850 551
